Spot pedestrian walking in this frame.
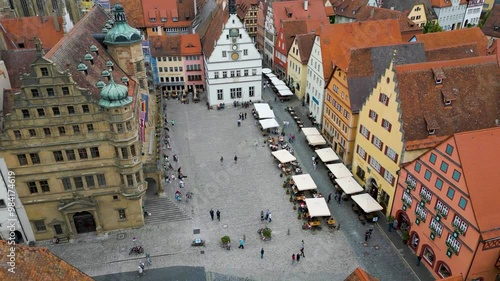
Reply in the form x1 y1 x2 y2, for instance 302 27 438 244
300 247 305 258
239 239 245 249
302 240 305 248
336 192 342 204
417 255 422 266
268 212 272 223
239 113 242 120
237 119 241 127
365 231 370 242
260 210 264 221
216 210 221 221
261 248 264 259
179 179 185 188
291 134 295 142
171 120 175 126
265 210 270 221
292 253 296 264
244 112 247 119
209 209 214 221
327 193 332 203
220 156 224 165
368 228 373 240
173 154 178 162
145 253 152 266
234 155 238 163
313 161 317 170
296 253 300 262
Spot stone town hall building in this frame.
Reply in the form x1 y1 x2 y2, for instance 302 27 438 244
0 4 154 241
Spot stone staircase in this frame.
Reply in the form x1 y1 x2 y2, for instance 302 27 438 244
144 196 191 224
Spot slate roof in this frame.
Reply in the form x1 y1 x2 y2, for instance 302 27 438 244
150 34 202 57
344 267 379 281
395 56 500 150
481 4 500 38
454 127 500 240
0 16 65 50
0 240 94 281
272 0 328 33
1 48 42 88
44 6 137 103
380 0 437 21
346 43 427 113
318 19 403 79
414 27 489 57
200 3 230 58
295 33 316 64
331 0 368 19
110 0 145 27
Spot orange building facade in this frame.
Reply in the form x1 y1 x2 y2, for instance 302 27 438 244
392 127 500 280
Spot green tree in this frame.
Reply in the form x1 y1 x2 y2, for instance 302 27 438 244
479 9 491 28
423 21 444 33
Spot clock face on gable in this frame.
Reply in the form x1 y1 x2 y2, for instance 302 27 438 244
232 44 238 50
229 28 239 37
231 52 239 60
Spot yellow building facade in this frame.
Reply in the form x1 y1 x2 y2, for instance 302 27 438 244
407 4 428 27
352 63 403 216
286 38 308 100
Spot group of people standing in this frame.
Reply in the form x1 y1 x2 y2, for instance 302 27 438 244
260 210 272 223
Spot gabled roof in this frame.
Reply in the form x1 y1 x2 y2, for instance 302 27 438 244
280 19 322 54
150 34 202 57
395 56 500 150
141 0 192 28
381 0 437 21
236 0 259 19
1 48 43 88
0 240 94 281
0 16 65 50
110 0 145 27
331 0 368 19
454 127 500 240
355 6 422 37
295 33 316 63
414 27 489 57
481 4 500 38
200 4 230 58
344 267 379 281
318 19 403 79
272 0 328 33
45 6 136 102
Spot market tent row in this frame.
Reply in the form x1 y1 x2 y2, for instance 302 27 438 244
351 193 383 213
316 148 340 163
301 127 321 137
304 198 331 217
335 177 364 194
278 89 294 97
327 163 352 178
271 150 296 163
254 103 271 112
270 77 286 86
259 118 280 129
253 103 276 119
274 85 290 91
292 174 317 191
262 68 272 74
306 135 327 146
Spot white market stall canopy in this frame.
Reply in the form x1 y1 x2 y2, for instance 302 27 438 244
271 150 296 163
274 85 290 91
254 103 270 112
266 73 277 79
316 148 340 163
306 135 327 146
304 198 331 217
259 118 280 129
351 193 383 213
270 77 286 86
279 89 294 96
301 127 321 136
262 68 272 74
326 163 352 178
258 108 275 119
292 174 317 191
335 177 364 195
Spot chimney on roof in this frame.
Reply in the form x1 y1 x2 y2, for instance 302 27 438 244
370 7 374 18
304 0 308 11
52 10 60 32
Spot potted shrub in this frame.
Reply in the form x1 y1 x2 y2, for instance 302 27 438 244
401 230 410 245
221 235 231 249
262 228 272 240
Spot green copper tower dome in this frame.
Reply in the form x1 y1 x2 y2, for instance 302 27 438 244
99 76 132 108
104 4 141 45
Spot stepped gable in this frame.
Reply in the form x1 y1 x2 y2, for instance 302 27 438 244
44 6 137 104
395 56 500 150
0 240 93 281
201 4 230 58
110 0 145 27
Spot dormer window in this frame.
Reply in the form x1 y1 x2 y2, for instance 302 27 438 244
173 17 178 22
424 115 439 135
432 68 445 85
428 129 435 135
150 18 156 22
441 89 457 107
161 17 167 22
494 26 499 31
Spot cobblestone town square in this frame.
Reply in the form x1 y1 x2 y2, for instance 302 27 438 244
44 88 430 281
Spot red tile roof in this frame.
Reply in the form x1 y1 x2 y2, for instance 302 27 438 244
178 0 196 22
236 0 259 19
295 33 316 63
344 267 380 281
454 127 500 239
280 19 322 54
200 4 230 58
424 43 480 62
331 0 368 19
110 0 145 27
414 27 489 56
272 0 328 34
319 19 403 79
395 56 500 150
0 16 65 49
150 34 202 57
0 240 93 281
481 4 500 38
141 0 192 28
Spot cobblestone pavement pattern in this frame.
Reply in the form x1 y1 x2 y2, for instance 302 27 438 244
43 86 427 281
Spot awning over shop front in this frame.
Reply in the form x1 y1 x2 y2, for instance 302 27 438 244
254 103 270 112
270 77 286 86
292 174 317 191
351 193 383 213
278 89 294 96
271 150 296 163
316 148 340 163
259 118 280 129
326 163 352 178
305 198 331 217
301 127 321 136
266 73 276 79
274 85 289 91
306 135 327 146
262 68 272 74
257 108 275 119
335 177 364 195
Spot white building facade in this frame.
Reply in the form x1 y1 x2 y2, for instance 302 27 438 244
306 36 325 125
205 13 262 106
432 0 467 30
462 0 483 27
0 158 35 244
263 4 275 68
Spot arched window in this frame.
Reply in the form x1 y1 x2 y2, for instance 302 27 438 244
422 245 435 266
410 231 420 250
436 261 452 278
